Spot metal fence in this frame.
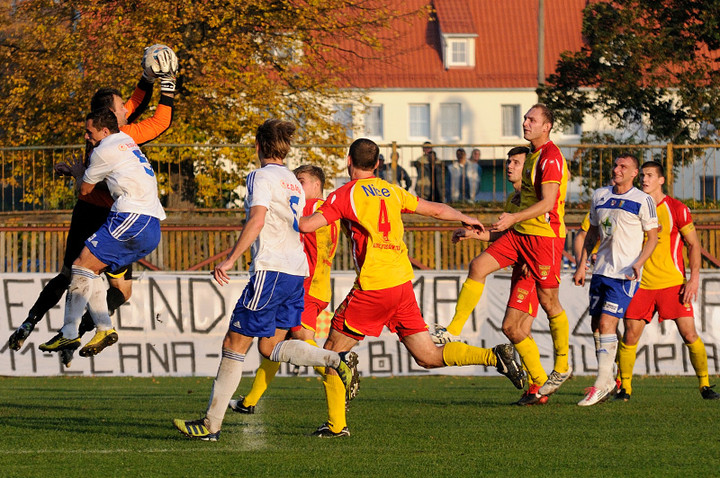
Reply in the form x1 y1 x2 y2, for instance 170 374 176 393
3 142 720 211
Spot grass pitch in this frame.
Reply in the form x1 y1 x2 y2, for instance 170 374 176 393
1 375 718 477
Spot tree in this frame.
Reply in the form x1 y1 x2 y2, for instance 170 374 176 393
539 0 720 146
0 0 423 207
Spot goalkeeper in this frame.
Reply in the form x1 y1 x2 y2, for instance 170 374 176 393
7 45 178 363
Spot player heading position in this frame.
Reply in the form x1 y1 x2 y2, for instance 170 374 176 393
8 45 177 363
300 138 525 438
38 108 166 356
574 153 658 406
173 120 358 441
229 164 340 414
617 161 719 400
434 104 572 399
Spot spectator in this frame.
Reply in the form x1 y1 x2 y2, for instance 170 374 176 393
376 153 412 190
446 148 469 202
467 148 482 202
411 142 444 201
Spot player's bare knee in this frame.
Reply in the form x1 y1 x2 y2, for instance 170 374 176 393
502 322 523 343
682 330 699 344
413 355 442 369
468 257 490 282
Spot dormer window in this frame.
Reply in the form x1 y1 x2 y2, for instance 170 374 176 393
442 34 476 69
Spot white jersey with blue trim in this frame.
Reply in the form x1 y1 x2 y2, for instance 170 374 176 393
589 185 658 279
83 131 166 220
245 163 309 277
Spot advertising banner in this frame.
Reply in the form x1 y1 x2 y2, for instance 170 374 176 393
2 271 719 377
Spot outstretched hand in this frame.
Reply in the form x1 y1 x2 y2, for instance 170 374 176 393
491 212 516 232
452 227 481 243
54 154 85 179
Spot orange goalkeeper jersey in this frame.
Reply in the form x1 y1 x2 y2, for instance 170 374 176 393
81 82 172 208
318 177 419 291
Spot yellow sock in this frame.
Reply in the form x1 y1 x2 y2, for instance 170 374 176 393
322 373 347 433
243 357 281 407
686 337 710 389
515 336 548 386
548 310 570 373
446 278 485 336
442 341 495 367
618 340 637 395
305 339 327 377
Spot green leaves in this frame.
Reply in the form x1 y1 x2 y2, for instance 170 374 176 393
539 0 720 146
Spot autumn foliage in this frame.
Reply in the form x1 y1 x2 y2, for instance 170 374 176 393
0 0 423 207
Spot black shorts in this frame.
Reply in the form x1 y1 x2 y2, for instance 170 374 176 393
63 200 110 268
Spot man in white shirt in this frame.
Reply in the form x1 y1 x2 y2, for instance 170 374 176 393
172 119 359 442
574 153 658 406
39 108 166 358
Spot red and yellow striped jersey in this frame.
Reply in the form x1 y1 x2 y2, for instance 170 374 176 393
318 177 418 291
514 141 568 238
640 196 694 289
303 198 339 302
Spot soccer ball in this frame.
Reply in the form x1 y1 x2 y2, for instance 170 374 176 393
142 44 178 79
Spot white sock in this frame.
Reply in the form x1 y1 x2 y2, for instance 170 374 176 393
86 278 113 331
270 339 340 368
596 334 618 389
205 348 245 433
60 266 97 339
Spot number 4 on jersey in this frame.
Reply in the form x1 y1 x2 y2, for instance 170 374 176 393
378 199 391 240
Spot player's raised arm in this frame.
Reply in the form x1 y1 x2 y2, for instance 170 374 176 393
414 198 484 230
492 182 559 232
299 211 329 234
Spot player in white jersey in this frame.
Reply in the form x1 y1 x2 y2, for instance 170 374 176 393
39 108 166 357
173 119 359 442
574 153 658 406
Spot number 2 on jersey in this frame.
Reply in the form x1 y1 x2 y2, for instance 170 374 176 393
378 198 391 240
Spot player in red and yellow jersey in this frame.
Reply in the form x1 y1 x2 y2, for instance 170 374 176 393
433 104 572 400
229 165 341 413
7 46 177 362
299 138 526 437
452 146 548 406
618 161 720 400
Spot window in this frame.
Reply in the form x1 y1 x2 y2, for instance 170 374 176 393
333 104 353 139
501 104 521 137
450 40 467 65
562 121 582 136
440 103 461 140
443 35 476 68
409 104 430 139
364 105 383 139
701 176 719 201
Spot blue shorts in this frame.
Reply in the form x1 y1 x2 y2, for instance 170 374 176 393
229 271 304 338
85 212 161 272
589 275 639 319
